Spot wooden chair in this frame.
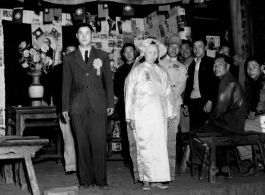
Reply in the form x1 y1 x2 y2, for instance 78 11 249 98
179 132 265 183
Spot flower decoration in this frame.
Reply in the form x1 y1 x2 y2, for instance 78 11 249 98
138 38 167 58
18 41 53 74
93 58 102 76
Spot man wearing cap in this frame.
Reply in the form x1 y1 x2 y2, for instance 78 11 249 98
160 35 188 181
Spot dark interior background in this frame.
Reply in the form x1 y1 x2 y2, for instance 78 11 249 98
1 0 231 107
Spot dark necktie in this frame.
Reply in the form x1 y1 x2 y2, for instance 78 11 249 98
85 50 88 63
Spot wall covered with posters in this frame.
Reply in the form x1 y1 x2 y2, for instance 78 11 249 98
0 5 189 133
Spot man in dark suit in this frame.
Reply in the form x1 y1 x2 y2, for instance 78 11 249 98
62 23 114 190
189 54 247 179
183 38 218 131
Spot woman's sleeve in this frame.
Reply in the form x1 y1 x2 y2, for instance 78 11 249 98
125 68 138 121
163 71 177 118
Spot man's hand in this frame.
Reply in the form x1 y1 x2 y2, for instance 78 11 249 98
248 111 257 120
203 101 212 113
183 105 189 116
107 108 114 116
167 117 172 127
62 111 70 121
129 120 135 130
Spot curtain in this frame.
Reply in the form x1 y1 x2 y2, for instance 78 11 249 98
3 20 32 107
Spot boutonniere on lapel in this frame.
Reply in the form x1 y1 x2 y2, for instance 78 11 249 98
93 58 102 76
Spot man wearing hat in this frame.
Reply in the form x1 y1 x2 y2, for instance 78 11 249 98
160 35 188 181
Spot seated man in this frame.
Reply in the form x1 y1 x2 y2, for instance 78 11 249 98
237 56 265 163
189 54 247 179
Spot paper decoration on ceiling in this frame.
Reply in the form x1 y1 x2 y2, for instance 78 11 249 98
98 3 109 18
44 8 54 22
53 8 62 18
13 8 23 23
50 28 61 41
159 5 170 12
32 27 44 40
123 4 134 16
73 6 85 21
44 8 62 23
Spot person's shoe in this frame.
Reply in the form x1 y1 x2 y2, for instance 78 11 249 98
216 171 233 180
142 182 150 191
150 183 169 189
99 184 109 190
78 184 95 189
65 171 76 175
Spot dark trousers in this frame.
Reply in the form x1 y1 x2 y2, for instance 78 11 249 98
71 98 107 186
189 124 233 168
188 98 210 131
120 114 133 166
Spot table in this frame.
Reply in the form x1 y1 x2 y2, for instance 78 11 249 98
5 106 62 161
0 136 49 195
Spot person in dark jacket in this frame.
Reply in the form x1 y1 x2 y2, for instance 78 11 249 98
113 42 137 168
183 38 218 131
238 56 265 164
189 54 247 179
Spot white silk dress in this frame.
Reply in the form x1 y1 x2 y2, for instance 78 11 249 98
125 61 176 183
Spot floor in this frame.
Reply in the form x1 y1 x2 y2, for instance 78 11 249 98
1 159 265 195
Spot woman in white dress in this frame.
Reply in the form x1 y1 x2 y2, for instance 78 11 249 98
125 39 176 191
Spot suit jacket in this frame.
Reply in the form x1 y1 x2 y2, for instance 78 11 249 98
207 71 247 134
46 47 54 60
183 55 217 106
62 47 114 114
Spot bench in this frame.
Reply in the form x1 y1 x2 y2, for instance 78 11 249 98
179 132 265 183
0 136 49 195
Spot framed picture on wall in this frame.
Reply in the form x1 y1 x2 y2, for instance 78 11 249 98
206 35 220 58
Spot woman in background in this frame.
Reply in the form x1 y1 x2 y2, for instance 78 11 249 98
113 43 137 168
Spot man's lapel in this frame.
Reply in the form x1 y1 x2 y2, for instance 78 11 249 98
74 49 86 71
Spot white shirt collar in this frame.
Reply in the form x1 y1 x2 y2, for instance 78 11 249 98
194 57 202 71
79 45 92 60
166 55 177 62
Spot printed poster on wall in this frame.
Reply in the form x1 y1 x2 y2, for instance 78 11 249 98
31 25 62 66
206 35 220 58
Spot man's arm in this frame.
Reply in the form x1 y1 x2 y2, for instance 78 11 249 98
102 52 114 111
62 55 71 114
183 62 194 105
210 81 232 120
113 66 124 99
256 80 265 115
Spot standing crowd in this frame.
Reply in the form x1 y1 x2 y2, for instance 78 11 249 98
47 22 265 191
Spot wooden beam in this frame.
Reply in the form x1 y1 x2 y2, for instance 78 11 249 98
17 0 182 5
229 0 252 88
